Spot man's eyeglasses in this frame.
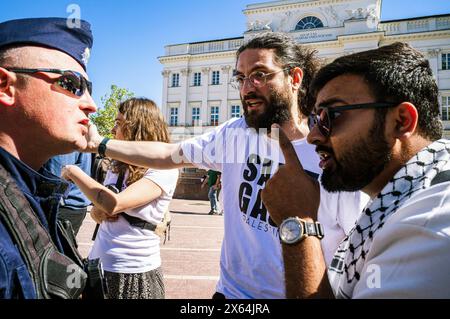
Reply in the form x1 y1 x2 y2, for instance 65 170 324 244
308 102 398 137
5 68 92 97
230 67 291 90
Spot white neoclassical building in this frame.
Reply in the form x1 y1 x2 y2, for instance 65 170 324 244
159 0 450 141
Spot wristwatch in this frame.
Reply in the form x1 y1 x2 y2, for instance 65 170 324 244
279 217 324 245
98 137 110 158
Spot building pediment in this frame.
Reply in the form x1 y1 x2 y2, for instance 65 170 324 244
244 0 381 37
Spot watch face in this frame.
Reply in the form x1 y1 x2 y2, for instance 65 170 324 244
280 219 303 244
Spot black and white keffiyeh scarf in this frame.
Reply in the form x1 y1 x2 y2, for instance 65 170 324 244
328 139 450 298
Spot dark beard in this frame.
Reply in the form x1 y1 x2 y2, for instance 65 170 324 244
321 112 392 192
243 90 292 132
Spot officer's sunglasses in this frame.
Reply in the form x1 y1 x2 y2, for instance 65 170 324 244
308 102 398 137
5 68 92 97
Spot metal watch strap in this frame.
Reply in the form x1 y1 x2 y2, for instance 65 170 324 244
303 220 324 239
98 137 110 158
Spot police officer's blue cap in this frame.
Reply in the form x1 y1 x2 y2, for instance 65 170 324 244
0 17 93 70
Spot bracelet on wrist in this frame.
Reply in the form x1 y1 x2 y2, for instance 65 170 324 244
98 137 110 158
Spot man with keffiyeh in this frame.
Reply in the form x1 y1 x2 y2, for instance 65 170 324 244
262 42 450 299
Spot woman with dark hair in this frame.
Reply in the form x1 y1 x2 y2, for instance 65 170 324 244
62 98 179 299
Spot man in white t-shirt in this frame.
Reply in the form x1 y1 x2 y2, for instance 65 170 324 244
262 43 450 298
84 33 367 298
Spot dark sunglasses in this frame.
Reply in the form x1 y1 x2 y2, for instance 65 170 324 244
308 102 398 137
5 68 92 97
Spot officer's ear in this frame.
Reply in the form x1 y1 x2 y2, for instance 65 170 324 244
0 67 16 107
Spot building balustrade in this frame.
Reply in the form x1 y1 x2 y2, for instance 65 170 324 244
380 15 450 35
165 38 244 56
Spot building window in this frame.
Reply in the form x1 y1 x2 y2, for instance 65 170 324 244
210 106 219 126
231 105 241 118
442 53 450 70
295 16 324 30
170 108 178 126
192 107 200 126
171 73 180 87
212 71 220 85
193 72 201 86
442 96 450 121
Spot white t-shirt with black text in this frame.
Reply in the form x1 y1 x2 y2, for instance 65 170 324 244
181 118 367 298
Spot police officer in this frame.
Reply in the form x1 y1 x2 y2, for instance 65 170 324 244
0 18 97 298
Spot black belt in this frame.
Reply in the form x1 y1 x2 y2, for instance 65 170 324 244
122 214 157 231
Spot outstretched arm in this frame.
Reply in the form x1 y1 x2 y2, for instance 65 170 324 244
84 123 194 170
62 165 163 216
261 125 333 299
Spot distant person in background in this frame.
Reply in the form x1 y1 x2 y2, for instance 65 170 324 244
62 98 178 299
216 174 224 215
43 152 91 235
201 169 221 215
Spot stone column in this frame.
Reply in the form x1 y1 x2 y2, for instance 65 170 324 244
220 65 232 123
428 49 443 120
201 67 211 125
427 49 441 81
161 70 171 122
180 68 190 126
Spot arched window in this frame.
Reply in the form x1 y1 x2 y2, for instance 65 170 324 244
295 16 324 30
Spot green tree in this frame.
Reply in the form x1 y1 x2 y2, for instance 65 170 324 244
90 85 134 137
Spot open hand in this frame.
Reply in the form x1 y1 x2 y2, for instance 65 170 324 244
84 122 104 153
61 165 79 181
90 206 118 224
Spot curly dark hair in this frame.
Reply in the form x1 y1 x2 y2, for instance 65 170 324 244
311 42 442 141
112 98 170 185
236 32 321 116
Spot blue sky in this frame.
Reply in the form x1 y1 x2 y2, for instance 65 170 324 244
1 0 449 109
